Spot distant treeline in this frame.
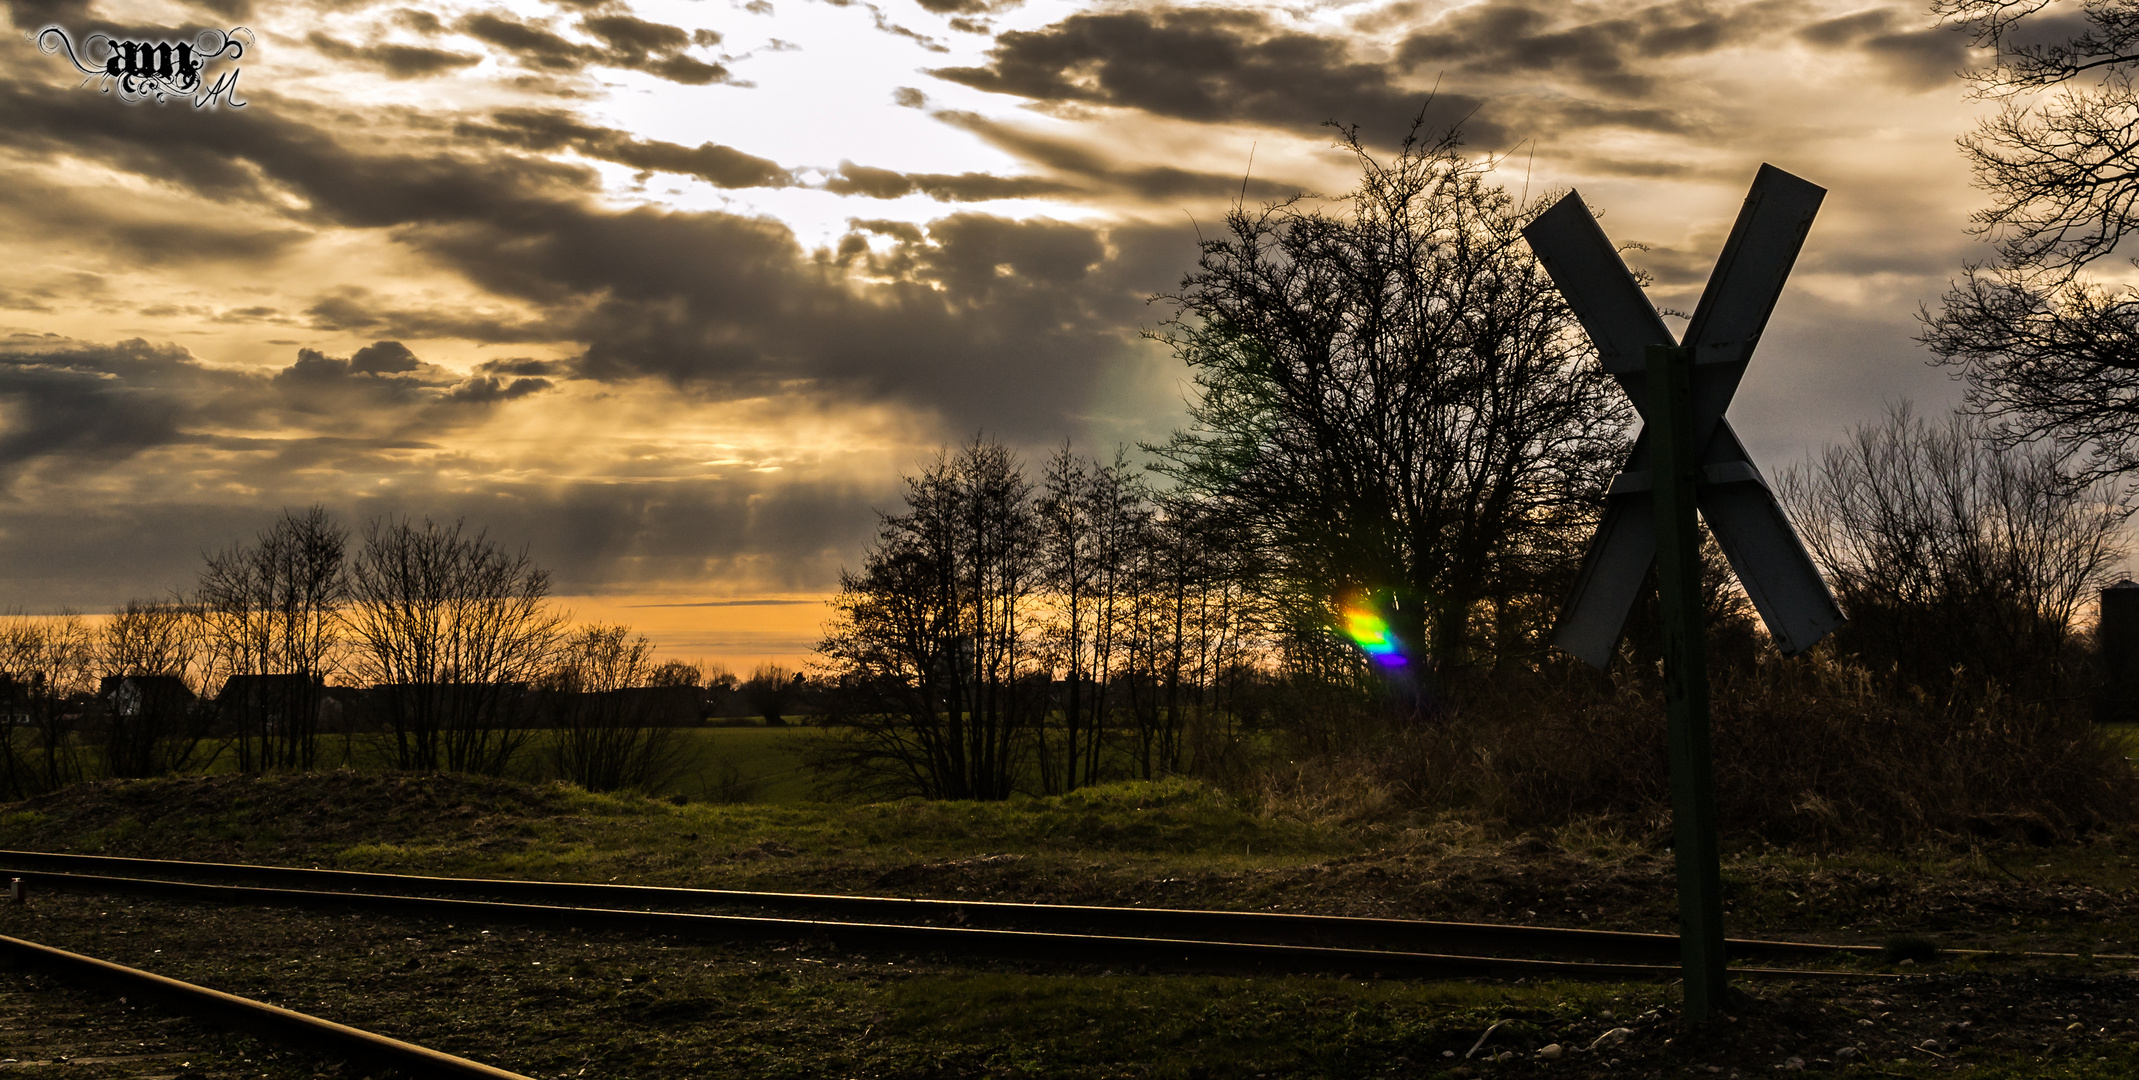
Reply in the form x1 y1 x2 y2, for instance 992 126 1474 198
0 510 818 798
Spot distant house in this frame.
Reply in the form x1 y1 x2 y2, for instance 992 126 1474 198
611 685 706 727
215 673 323 734
537 685 705 729
97 675 196 719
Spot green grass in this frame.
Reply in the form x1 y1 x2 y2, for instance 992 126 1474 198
115 723 839 805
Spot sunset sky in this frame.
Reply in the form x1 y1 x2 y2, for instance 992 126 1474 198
0 0 2095 672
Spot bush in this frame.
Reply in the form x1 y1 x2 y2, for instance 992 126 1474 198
1245 653 2139 848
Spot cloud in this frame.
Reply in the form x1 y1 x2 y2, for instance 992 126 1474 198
456 10 731 85
477 357 568 377
302 288 560 343
0 338 225 479
468 109 792 188
307 31 483 79
443 374 553 403
1796 8 1973 91
1395 0 1794 98
931 8 1473 144
0 78 600 231
930 111 1316 201
822 161 1077 201
350 340 421 375
0 71 1199 438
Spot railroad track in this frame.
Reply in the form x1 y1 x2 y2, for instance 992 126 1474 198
0 850 1896 984
0 933 530 1079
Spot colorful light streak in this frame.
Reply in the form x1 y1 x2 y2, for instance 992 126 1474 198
1341 605 1408 667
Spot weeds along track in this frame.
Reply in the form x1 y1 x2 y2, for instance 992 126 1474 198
0 932 531 1079
0 850 1895 983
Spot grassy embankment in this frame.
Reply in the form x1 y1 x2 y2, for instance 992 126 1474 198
3 760 2139 1076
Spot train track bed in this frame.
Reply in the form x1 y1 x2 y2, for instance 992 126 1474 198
5 887 2139 1078
0 966 336 1079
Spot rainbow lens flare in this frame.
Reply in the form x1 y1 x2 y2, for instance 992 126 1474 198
1341 606 1408 667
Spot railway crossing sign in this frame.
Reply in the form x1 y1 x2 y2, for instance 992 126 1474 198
1521 165 1845 668
1521 165 1846 1024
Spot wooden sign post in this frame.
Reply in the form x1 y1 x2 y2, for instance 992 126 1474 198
1520 166 1849 1024
1647 343 1727 1020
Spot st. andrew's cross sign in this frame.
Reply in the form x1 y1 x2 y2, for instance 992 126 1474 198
1522 165 1845 667
1520 165 1846 1023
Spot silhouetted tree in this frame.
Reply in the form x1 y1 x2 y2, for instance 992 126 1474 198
647 659 703 688
1780 402 2127 697
546 623 687 793
1149 121 1629 695
815 437 1040 799
1922 1 2139 490
195 506 346 771
343 517 562 775
97 599 212 778
0 613 93 796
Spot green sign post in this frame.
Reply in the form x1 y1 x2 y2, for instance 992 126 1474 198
1646 344 1728 1021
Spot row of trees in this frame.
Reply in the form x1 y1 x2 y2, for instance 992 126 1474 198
0 510 780 797
816 442 1255 799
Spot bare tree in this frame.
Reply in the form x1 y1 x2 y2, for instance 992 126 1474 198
647 659 703 688
344 517 563 775
741 662 806 725
97 599 213 778
1033 446 1145 792
546 624 688 793
815 437 1042 799
1921 1 2139 489
194 506 347 771
1149 121 1629 692
1780 402 2128 697
0 613 94 796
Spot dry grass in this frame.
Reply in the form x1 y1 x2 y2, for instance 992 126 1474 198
1246 651 2139 849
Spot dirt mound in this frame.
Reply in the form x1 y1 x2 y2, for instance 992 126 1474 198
0 771 587 863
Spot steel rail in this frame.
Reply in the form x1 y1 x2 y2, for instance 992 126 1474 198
0 849 1877 967
2 865 1889 984
0 932 533 1080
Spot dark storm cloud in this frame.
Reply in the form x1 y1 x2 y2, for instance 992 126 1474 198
270 343 446 414
0 78 600 231
306 31 483 79
443 374 553 403
822 161 1076 201
0 168 313 266
351 340 421 374
0 335 555 491
270 341 558 412
2 0 88 31
912 0 1020 16
467 109 791 188
931 8 1476 143
457 10 731 85
0 338 228 477
303 287 562 343
1395 0 1794 98
1796 8 1973 91
400 198 1194 435
477 357 568 377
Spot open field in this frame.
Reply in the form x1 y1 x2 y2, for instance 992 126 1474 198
168 722 839 804
0 773 2137 1076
